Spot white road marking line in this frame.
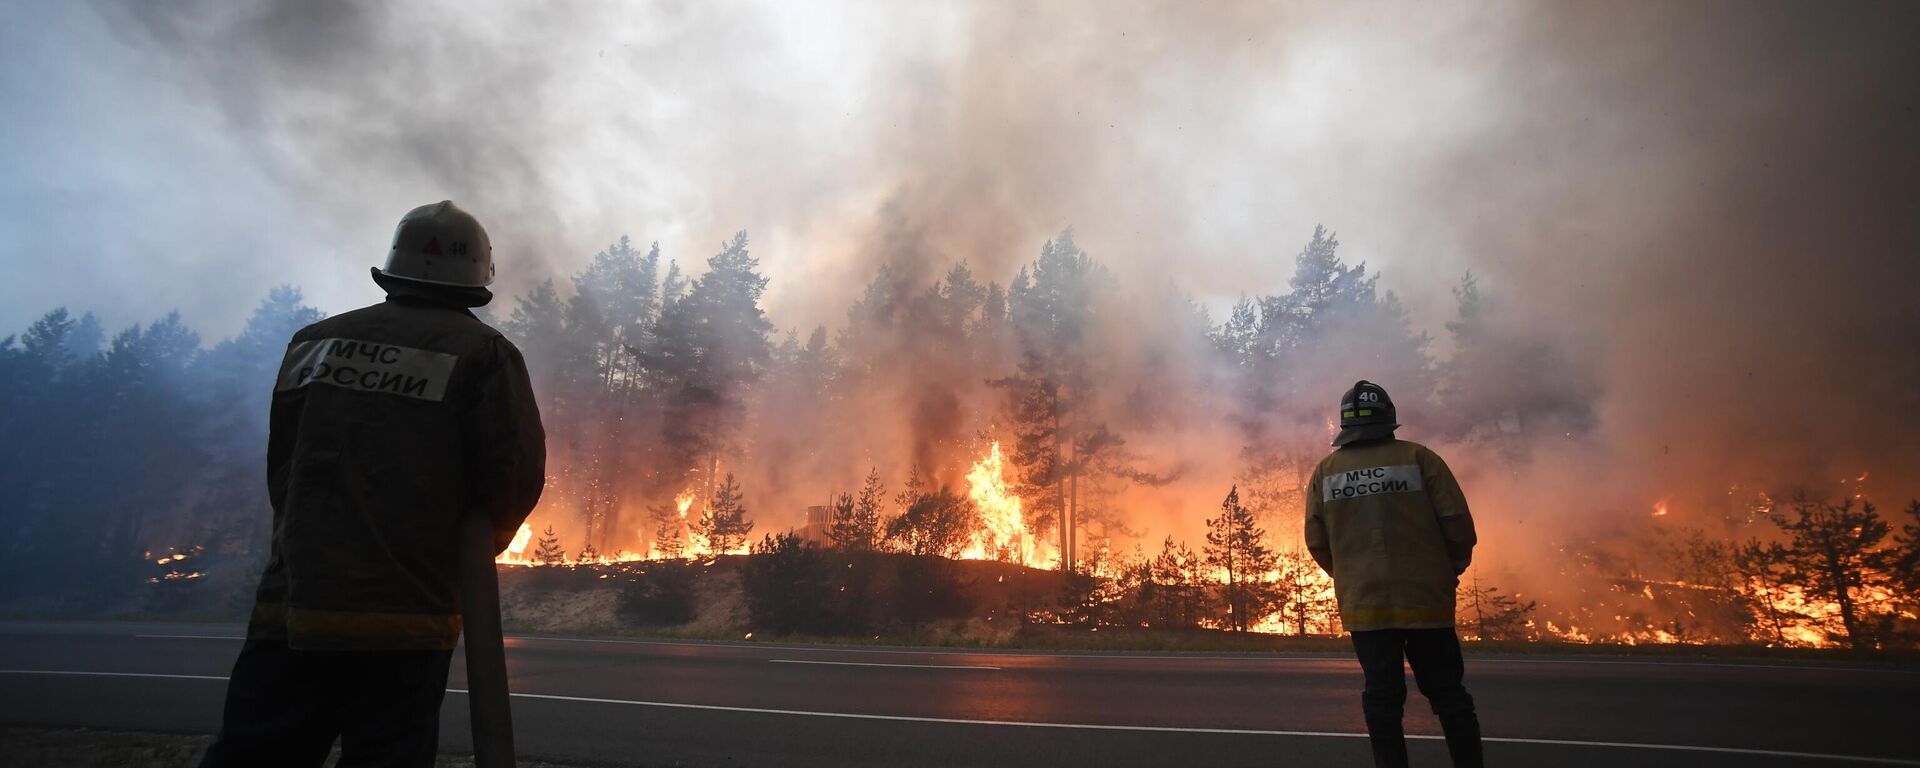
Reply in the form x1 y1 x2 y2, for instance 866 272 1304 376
135 634 242 640
5 669 1916 766
503 635 1914 673
769 659 1002 671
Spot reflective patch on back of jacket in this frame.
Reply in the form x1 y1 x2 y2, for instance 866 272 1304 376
275 338 459 402
1322 464 1423 501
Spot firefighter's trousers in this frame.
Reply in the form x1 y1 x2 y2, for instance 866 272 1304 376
199 638 453 768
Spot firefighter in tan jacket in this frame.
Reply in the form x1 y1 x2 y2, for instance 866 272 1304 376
1306 380 1482 768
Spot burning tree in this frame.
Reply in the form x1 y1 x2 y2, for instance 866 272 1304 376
1204 486 1277 632
696 473 755 554
1055 544 1131 627
1667 530 1768 643
1896 500 1920 601
1458 573 1538 642
1888 501 1920 647
1752 494 1895 651
648 495 690 559
1733 537 1806 646
995 231 1147 572
1272 546 1338 636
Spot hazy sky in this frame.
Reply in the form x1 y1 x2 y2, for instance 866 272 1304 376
4 1 1917 504
0 1 1683 337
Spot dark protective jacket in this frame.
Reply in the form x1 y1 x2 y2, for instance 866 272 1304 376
247 295 545 651
1304 438 1475 632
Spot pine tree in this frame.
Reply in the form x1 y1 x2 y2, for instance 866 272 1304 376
993 230 1149 572
1148 536 1205 629
652 233 774 508
1436 271 1597 453
1273 546 1338 636
577 540 600 565
698 473 755 554
895 464 926 510
884 486 978 558
1733 538 1800 646
62 312 104 362
1891 501 1920 592
534 525 566 565
1213 296 1260 366
649 500 686 559
1229 226 1435 522
1766 494 1894 651
829 469 887 551
1204 486 1277 632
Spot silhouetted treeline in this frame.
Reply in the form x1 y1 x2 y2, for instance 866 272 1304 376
0 289 320 612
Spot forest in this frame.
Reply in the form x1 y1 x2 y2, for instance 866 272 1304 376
2 226 1914 650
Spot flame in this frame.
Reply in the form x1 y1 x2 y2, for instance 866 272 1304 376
494 522 536 564
1651 498 1670 517
962 441 1031 564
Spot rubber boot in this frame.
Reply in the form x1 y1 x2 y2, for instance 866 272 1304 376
1364 716 1410 768
1439 712 1485 768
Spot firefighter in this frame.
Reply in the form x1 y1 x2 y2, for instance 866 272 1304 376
201 201 545 768
1305 380 1483 768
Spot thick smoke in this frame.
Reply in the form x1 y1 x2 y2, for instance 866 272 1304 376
9 1 1918 582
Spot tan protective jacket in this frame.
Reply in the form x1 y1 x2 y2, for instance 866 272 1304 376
1304 438 1475 632
248 295 545 651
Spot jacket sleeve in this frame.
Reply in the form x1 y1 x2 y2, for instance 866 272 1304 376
1418 446 1476 575
461 336 547 553
1304 464 1333 575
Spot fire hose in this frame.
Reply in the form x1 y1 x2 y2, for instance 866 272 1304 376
457 513 516 768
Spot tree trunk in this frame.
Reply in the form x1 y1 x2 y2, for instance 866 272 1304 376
1824 545 1865 651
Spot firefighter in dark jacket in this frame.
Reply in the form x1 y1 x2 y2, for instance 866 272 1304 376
1305 380 1482 768
202 201 545 768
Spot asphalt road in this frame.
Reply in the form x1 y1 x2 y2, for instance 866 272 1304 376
2 622 1917 767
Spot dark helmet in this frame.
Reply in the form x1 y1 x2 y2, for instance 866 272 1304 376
1333 379 1399 447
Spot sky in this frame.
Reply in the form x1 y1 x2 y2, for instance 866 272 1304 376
3 0 1918 509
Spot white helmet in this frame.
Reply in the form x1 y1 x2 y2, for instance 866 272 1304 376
380 200 494 287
